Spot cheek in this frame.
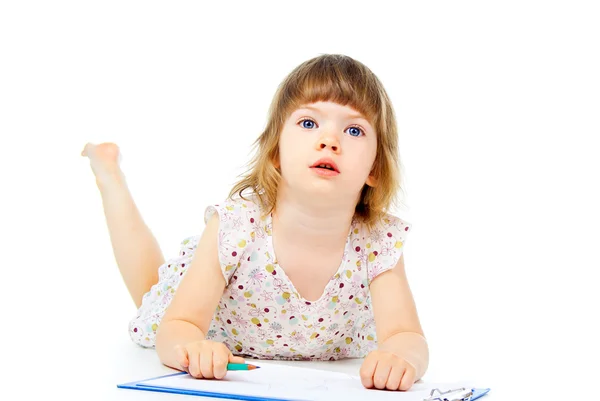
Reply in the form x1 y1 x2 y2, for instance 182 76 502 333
279 133 303 165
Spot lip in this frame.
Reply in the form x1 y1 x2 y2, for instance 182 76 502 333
310 158 340 173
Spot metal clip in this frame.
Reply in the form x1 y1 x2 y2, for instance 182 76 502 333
423 387 474 401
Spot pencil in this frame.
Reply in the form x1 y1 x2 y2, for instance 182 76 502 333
227 363 260 371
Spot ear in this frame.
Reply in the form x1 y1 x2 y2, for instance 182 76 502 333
365 162 378 187
365 174 377 187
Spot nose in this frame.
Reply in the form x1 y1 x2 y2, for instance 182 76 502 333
316 131 340 153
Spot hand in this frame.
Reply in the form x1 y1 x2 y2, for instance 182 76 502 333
359 349 416 391
174 339 246 379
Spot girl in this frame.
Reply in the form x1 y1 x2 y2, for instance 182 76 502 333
82 54 429 391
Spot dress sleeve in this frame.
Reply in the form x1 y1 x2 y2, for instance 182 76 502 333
204 199 252 284
366 214 412 284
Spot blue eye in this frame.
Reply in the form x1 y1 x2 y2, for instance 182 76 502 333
300 119 316 129
346 126 364 137
298 118 365 137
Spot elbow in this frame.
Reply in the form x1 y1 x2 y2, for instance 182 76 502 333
154 320 171 365
413 334 429 381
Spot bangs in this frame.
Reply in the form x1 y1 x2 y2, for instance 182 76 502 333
230 54 402 228
279 55 383 125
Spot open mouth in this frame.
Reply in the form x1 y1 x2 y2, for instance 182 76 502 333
310 159 340 173
313 164 336 171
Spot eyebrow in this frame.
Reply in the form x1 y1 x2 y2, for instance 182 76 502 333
298 105 369 122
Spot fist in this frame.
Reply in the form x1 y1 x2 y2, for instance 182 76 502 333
359 350 416 391
174 340 246 380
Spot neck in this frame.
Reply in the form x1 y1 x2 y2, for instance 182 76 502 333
271 188 357 250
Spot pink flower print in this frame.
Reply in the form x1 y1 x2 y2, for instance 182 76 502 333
231 216 243 230
369 228 384 243
250 217 266 239
228 286 241 299
261 290 274 302
257 328 268 340
272 277 288 292
248 268 267 286
324 286 338 300
220 209 234 223
231 314 249 329
312 336 327 348
287 302 302 314
290 331 307 345
392 218 405 231
238 247 250 263
368 263 386 282
363 317 375 328
218 231 235 256
338 347 351 358
378 241 394 257
348 279 362 294
246 303 265 318
351 239 368 264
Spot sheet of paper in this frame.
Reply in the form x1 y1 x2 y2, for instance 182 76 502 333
136 364 454 401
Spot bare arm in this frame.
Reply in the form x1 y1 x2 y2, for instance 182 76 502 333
369 254 429 380
155 212 227 370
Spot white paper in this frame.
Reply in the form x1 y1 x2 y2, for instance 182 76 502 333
136 364 460 401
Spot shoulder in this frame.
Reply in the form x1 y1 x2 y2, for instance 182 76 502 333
204 195 264 225
374 212 412 240
203 195 269 282
203 195 271 237
352 212 412 283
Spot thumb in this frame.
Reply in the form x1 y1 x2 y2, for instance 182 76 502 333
174 344 190 370
228 353 246 364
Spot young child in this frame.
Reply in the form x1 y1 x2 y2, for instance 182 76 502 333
82 54 428 391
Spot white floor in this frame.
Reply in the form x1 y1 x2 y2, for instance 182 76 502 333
74 333 491 401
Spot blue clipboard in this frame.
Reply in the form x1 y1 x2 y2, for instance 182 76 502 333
118 371 490 401
118 371 299 401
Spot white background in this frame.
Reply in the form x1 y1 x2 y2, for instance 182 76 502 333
1 1 599 400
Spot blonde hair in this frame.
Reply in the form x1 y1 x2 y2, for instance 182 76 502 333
229 54 406 229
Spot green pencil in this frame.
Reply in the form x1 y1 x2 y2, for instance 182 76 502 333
227 363 260 371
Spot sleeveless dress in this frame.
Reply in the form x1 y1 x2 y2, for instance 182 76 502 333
129 195 412 361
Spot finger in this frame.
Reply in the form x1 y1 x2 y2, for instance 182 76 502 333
213 351 229 380
373 359 392 390
200 348 215 379
187 348 203 379
399 364 416 391
359 353 378 389
228 353 246 364
81 143 92 157
174 345 189 371
386 365 405 391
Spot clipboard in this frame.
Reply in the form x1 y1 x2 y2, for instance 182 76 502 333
118 369 491 401
118 371 294 401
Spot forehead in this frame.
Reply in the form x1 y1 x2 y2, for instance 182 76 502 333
293 101 371 123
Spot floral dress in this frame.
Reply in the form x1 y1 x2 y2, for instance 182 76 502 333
129 196 411 361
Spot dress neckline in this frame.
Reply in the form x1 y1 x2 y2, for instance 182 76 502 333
264 212 354 304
